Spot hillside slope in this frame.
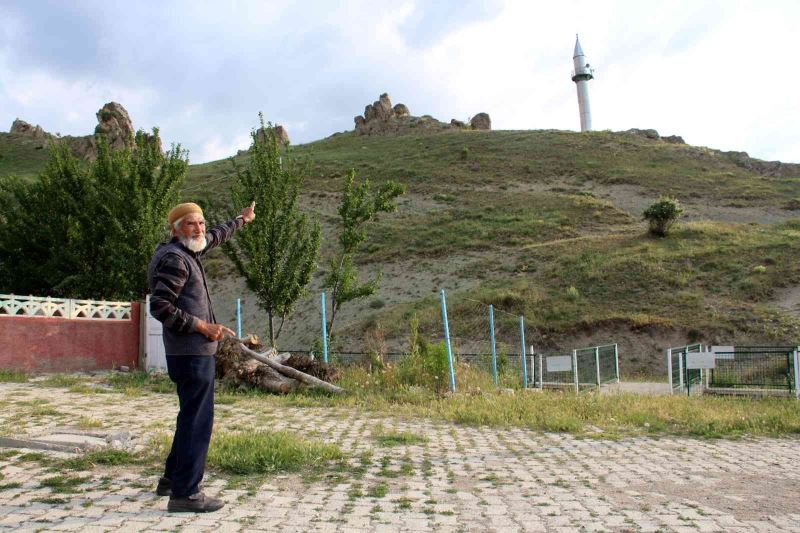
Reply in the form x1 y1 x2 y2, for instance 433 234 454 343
4 128 800 376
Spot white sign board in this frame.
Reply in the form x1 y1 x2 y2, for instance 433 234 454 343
686 352 716 369
546 355 572 372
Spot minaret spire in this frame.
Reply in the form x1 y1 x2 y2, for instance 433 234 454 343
571 34 594 132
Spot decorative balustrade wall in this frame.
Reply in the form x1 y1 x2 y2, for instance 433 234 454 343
0 294 140 373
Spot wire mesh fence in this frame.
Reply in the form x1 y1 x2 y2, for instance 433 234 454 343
707 346 797 392
668 344 800 396
667 343 703 394
308 289 620 393
532 344 619 391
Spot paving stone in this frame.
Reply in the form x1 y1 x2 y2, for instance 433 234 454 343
1 382 800 532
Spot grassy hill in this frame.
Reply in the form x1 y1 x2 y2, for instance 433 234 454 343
4 127 800 377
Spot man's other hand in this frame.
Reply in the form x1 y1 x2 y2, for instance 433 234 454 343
196 320 236 341
240 201 256 224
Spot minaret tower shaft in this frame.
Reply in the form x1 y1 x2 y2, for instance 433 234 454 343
571 34 593 132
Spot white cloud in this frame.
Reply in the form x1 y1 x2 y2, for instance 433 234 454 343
198 133 252 164
0 0 797 163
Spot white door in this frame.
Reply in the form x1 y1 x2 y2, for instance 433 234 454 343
145 294 168 372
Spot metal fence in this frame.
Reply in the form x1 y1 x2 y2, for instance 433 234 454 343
532 344 619 392
667 343 703 394
707 346 798 394
312 289 620 393
668 344 800 397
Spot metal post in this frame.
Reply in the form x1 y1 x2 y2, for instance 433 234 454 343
614 343 620 383
793 348 800 400
236 298 242 339
667 349 673 394
530 345 535 388
572 349 579 393
595 346 601 387
538 353 543 389
489 305 498 386
321 292 329 364
519 316 528 388
678 349 684 391
440 289 457 393
684 352 690 397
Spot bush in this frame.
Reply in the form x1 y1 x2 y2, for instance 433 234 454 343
643 196 683 237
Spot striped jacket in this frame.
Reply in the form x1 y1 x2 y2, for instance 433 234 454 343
148 218 243 356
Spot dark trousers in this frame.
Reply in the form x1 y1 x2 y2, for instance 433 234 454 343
164 355 215 498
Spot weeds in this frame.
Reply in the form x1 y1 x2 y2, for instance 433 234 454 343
0 369 27 383
206 430 342 475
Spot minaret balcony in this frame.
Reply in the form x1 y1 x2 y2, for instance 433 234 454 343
571 70 594 82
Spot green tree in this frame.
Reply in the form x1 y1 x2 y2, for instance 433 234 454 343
324 169 404 338
223 114 321 346
0 130 187 299
643 196 684 237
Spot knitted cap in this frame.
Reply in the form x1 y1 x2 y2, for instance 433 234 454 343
168 202 203 225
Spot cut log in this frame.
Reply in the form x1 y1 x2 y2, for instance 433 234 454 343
239 344 345 394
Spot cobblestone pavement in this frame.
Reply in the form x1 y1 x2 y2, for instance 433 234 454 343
1 381 799 532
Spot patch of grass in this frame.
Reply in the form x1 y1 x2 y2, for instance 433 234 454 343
103 371 175 394
367 482 388 498
76 416 103 429
395 496 413 510
57 449 142 471
32 496 70 505
206 430 342 475
260 365 800 438
38 374 86 388
0 369 28 383
40 474 91 493
372 425 428 447
0 482 22 490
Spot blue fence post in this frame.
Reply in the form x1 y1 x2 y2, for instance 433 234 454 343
440 289 456 393
236 298 242 338
489 305 498 386
321 292 329 364
519 316 528 388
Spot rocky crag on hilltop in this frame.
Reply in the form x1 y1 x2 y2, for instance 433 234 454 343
8 102 160 161
354 93 491 135
622 127 799 178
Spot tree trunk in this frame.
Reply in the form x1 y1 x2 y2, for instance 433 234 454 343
215 337 342 395
268 310 275 346
240 344 345 394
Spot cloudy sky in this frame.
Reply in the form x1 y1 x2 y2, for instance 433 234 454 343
1 0 798 164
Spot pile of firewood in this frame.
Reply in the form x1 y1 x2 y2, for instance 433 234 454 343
215 337 343 394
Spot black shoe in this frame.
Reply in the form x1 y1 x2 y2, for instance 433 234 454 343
156 477 203 497
168 492 225 513
156 477 172 497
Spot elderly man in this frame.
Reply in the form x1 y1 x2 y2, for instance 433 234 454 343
148 201 255 513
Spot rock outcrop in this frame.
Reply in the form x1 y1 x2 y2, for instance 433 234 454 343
353 93 491 135
621 128 798 178
94 102 134 151
9 102 160 161
255 124 290 147
10 119 49 141
725 151 800 178
470 113 491 131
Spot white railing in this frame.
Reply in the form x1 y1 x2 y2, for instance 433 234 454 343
0 294 132 320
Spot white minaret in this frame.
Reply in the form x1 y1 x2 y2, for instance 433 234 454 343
571 34 594 132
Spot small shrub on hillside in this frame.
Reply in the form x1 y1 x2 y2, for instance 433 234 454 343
566 286 581 301
460 146 469 160
643 196 683 237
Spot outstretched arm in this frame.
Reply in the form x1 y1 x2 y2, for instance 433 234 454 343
204 201 256 252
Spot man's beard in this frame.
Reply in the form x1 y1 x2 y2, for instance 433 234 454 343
181 235 207 252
